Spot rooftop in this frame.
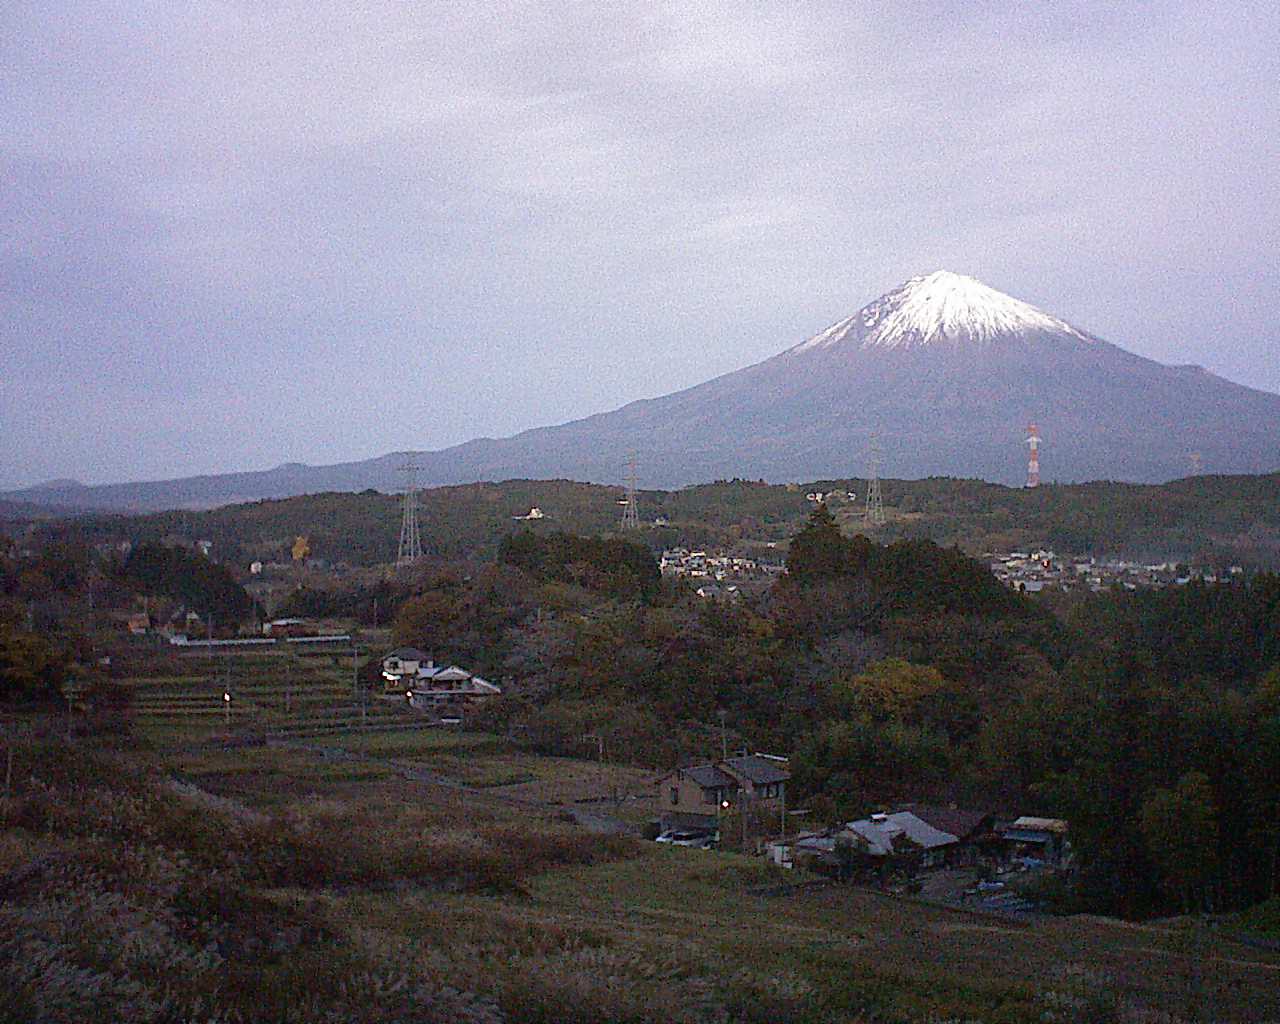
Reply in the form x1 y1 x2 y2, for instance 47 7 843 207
722 754 791 786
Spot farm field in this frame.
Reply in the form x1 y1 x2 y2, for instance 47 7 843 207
121 649 434 743
113 649 661 824
315 725 659 816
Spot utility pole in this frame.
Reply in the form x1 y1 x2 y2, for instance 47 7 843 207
356 647 367 725
396 458 424 566
351 646 363 729
718 708 728 762
582 732 606 798
619 452 640 530
219 658 233 731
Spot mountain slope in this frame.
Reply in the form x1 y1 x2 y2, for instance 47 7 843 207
9 271 1280 510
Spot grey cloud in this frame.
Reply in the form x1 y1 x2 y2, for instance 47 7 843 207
1 2 1277 487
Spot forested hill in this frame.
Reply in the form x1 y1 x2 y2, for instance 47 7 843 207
11 473 1280 570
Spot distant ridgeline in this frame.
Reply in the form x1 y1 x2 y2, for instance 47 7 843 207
9 473 1280 570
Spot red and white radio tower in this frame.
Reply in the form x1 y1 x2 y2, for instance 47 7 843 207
1025 423 1041 488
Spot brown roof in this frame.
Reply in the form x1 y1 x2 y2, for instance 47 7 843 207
657 755 790 790
721 755 790 786
898 804 992 841
683 764 738 789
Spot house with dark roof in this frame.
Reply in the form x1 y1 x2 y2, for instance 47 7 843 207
769 807 996 875
654 754 789 832
897 805 997 864
719 755 789 800
381 647 433 688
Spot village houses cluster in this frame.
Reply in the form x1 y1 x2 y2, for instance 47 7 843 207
988 549 1245 594
651 752 1069 912
660 548 787 600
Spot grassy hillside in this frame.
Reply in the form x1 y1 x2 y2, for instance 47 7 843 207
2 708 1277 1023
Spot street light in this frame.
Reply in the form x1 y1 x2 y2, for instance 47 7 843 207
223 691 231 729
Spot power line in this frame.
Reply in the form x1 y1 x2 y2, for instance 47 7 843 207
396 457 423 566
619 451 640 530
1025 423 1041 489
864 434 885 526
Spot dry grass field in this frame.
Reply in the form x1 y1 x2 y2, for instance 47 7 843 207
3 684 1279 1022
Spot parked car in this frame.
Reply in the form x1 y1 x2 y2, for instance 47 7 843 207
655 830 717 849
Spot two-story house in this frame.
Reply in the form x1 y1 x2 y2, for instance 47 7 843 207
654 754 789 834
407 665 502 710
381 647 432 690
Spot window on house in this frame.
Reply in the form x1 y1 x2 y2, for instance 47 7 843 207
669 787 679 806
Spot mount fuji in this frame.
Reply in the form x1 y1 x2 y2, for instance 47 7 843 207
9 271 1280 510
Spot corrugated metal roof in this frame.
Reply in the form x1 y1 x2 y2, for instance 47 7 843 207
844 811 960 855
1010 816 1068 834
1002 828 1055 844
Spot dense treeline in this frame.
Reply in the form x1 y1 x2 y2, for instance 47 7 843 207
1021 651 1280 917
0 538 88 703
122 542 254 623
381 509 1280 919
0 533 258 703
498 531 660 599
782 506 1280 915
14 472 1280 573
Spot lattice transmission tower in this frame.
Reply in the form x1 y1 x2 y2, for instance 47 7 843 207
1025 423 1041 489
619 452 640 530
396 458 423 566
864 434 886 526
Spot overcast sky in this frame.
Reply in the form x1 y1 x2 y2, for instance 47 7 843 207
3 2 1278 488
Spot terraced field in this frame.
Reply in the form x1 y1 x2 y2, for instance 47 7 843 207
124 649 431 741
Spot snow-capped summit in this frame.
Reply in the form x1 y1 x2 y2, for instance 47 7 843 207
9 270 1280 510
795 271 1093 352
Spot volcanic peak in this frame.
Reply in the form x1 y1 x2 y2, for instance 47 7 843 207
795 270 1093 353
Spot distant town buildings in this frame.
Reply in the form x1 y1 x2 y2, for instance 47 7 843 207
988 549 1244 594
659 548 784 584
